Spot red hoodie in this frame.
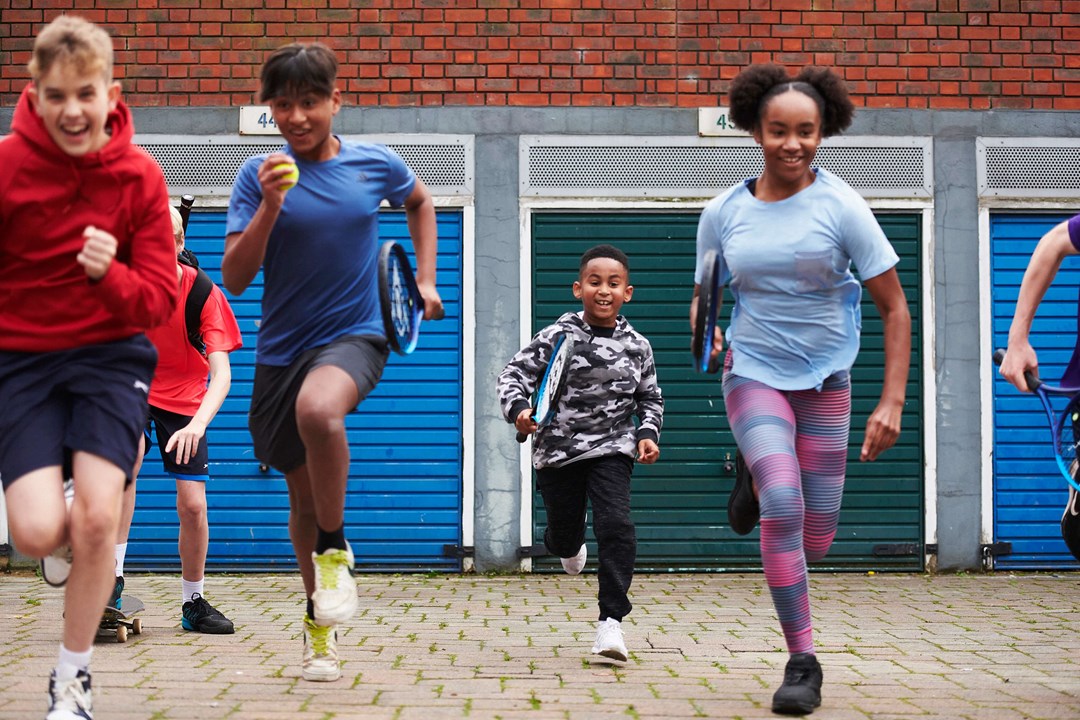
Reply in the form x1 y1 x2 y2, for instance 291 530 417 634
0 86 177 352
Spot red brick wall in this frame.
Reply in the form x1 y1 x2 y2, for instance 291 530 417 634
2 0 1078 110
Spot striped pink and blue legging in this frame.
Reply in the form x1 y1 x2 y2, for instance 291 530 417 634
723 359 851 656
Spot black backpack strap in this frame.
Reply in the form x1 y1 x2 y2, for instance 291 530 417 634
185 268 214 356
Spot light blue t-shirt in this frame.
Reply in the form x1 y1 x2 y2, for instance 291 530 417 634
695 168 899 391
227 139 416 366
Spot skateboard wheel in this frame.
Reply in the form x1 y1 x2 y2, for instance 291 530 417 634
116 625 127 643
132 618 142 635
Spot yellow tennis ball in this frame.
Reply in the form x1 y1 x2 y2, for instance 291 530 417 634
274 162 299 191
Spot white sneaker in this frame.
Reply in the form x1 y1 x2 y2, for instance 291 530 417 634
560 544 587 575
311 542 358 626
591 618 628 662
46 668 93 719
301 615 341 682
42 480 74 587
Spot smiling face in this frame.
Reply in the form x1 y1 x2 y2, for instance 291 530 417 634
752 88 823 195
29 61 119 157
573 256 633 328
268 89 341 162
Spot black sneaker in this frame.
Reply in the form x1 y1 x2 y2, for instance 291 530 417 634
181 593 235 634
46 668 93 719
728 449 760 535
771 653 823 715
108 576 124 610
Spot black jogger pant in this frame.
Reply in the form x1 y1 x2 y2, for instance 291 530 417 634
536 453 636 621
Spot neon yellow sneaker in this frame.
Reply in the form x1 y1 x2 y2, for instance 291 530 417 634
301 615 340 682
310 541 357 626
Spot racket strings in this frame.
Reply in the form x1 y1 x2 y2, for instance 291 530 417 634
1059 402 1080 476
389 259 413 336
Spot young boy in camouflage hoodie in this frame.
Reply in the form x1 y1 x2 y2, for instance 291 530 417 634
497 244 664 662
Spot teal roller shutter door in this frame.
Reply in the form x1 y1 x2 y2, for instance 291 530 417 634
531 212 923 571
991 212 1080 569
128 210 464 571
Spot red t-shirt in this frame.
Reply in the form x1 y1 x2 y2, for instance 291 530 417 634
146 264 243 415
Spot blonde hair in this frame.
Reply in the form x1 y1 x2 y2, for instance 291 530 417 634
28 15 114 83
168 205 185 249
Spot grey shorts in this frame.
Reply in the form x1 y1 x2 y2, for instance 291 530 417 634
248 335 388 474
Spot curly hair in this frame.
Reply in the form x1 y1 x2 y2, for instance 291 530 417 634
728 64 854 137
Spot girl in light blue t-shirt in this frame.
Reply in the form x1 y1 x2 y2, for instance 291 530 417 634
692 64 911 715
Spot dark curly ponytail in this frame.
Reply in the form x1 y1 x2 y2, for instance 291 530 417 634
728 64 854 137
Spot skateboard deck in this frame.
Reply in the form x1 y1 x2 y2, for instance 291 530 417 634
98 595 145 643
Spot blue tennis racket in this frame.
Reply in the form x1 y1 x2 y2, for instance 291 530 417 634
378 241 426 355
993 348 1080 493
516 332 575 443
692 250 722 374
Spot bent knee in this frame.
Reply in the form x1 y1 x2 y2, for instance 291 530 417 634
295 403 346 438
804 535 836 563
10 518 66 558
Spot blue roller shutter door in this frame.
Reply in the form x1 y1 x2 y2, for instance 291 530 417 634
991 212 1080 569
128 210 464 571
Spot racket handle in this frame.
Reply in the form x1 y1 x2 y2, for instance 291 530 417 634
178 194 195 232
707 354 722 374
992 347 1041 391
516 431 528 444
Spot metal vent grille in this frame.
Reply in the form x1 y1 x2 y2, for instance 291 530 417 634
521 136 931 199
134 134 472 197
978 139 1080 198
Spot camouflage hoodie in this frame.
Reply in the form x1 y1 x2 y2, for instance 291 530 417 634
498 311 664 470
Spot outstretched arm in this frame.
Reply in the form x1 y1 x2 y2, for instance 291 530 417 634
1001 219 1079 392
165 351 232 465
860 267 911 462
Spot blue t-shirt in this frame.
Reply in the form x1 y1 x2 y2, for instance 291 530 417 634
695 168 899 391
226 139 416 366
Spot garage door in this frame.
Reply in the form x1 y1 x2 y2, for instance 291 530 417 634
128 209 464 571
531 211 924 571
991 212 1080 569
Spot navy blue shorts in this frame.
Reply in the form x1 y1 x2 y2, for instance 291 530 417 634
0 336 157 490
249 335 388 474
145 405 211 481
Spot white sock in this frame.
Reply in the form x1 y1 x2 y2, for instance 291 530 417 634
56 645 92 680
114 543 128 577
182 578 204 605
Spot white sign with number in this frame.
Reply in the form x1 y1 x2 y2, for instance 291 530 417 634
239 106 280 135
698 107 747 137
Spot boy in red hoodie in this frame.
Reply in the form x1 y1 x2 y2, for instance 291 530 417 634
0 15 176 720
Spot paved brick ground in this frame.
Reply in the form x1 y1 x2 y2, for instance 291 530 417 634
1 571 1078 719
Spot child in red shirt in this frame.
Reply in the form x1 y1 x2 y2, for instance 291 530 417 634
115 204 243 634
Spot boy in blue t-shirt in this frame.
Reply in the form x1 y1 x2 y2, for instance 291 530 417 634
223 42 443 682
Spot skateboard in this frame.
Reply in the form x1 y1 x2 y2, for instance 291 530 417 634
98 595 144 643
